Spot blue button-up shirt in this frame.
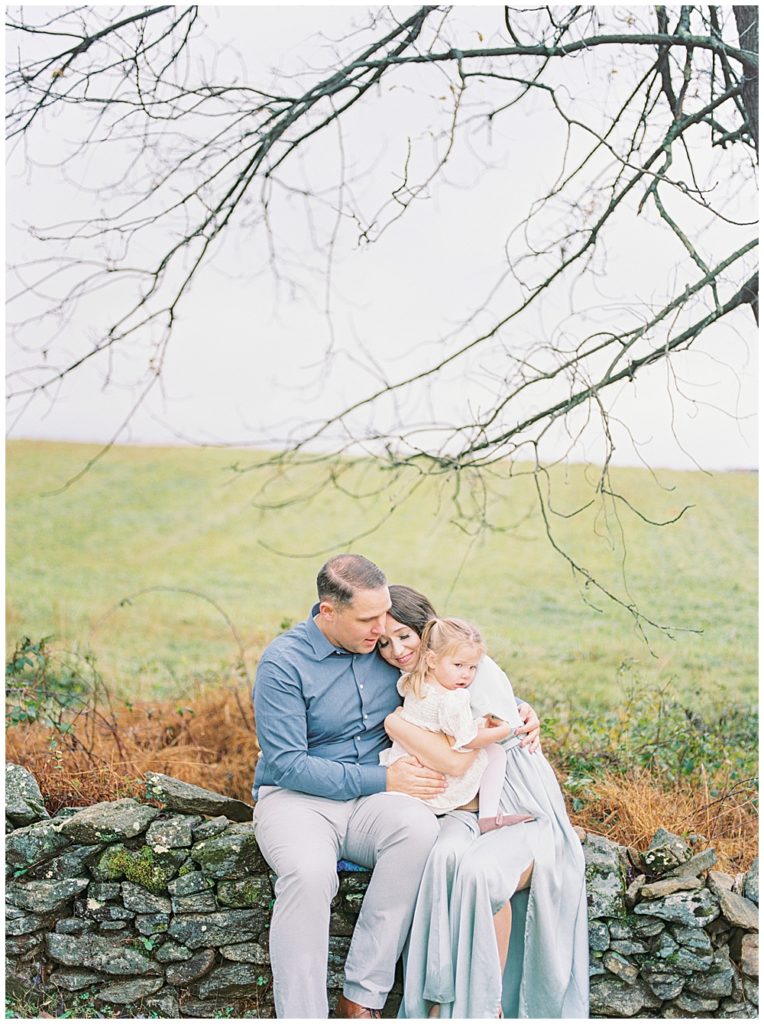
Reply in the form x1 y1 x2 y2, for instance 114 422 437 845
252 607 401 800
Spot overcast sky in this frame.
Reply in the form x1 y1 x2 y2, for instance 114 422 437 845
6 5 758 472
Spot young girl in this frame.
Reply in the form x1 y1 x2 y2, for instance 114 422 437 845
380 617 533 832
381 588 588 1019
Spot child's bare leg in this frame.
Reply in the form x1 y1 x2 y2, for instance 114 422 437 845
427 1004 441 1018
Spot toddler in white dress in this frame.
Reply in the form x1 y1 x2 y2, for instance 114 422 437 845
380 617 533 831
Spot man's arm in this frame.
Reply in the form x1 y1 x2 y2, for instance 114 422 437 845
255 659 447 800
255 659 385 799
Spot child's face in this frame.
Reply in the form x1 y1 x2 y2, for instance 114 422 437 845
427 642 482 690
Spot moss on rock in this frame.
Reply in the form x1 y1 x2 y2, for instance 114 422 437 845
93 844 176 896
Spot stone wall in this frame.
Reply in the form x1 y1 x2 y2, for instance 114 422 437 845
5 764 759 1018
585 829 758 1017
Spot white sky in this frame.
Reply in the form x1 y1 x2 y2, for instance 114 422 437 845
6 5 758 471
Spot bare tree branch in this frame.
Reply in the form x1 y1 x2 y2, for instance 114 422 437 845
6 5 758 634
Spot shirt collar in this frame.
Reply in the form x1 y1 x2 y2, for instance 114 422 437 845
306 603 349 660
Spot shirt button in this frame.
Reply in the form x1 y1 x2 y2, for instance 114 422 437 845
356 736 361 741
363 715 368 720
359 684 364 689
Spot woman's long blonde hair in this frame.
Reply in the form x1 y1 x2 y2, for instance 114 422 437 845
401 617 485 700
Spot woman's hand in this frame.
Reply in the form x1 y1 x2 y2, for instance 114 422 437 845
516 702 541 753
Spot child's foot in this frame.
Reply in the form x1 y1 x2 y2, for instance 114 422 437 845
479 813 535 833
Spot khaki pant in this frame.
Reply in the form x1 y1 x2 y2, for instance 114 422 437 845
254 786 440 1018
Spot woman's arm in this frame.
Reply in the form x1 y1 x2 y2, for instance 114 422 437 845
384 712 479 777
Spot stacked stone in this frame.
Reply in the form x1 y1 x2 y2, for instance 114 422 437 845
5 767 369 1018
586 827 759 1018
7 764 758 1018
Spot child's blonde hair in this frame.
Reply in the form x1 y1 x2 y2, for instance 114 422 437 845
401 617 485 699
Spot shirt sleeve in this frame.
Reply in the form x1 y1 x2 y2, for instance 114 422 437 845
438 690 480 751
254 657 387 799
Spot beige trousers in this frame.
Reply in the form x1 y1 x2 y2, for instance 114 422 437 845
253 786 440 1018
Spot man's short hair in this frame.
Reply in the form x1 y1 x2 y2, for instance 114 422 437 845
317 554 387 606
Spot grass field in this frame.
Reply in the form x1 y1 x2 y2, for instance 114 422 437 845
7 440 757 717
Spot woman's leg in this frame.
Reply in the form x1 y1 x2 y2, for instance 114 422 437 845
449 830 535 1019
493 860 534 975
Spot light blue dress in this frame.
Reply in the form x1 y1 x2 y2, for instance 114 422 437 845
399 657 589 1019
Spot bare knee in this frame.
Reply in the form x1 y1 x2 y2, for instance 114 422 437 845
518 860 534 891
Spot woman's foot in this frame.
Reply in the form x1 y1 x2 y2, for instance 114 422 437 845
479 812 534 833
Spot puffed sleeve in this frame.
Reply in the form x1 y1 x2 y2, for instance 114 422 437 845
438 689 480 751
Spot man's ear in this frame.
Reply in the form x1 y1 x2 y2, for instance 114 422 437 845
318 599 336 621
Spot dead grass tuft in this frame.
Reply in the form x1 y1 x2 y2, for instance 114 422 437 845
6 684 259 811
570 767 758 873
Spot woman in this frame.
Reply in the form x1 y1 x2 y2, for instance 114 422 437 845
379 585 589 1019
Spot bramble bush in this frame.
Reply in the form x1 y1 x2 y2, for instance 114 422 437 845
6 635 93 730
544 664 757 809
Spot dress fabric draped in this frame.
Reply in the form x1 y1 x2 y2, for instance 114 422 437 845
399 657 589 1019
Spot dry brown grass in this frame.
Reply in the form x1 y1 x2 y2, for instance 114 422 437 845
570 768 758 873
6 684 259 811
6 684 757 872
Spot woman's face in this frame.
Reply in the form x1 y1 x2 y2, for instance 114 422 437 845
377 614 422 672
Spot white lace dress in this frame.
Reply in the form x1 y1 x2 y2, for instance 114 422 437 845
379 678 487 812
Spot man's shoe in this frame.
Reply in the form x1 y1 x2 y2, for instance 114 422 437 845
334 993 382 1019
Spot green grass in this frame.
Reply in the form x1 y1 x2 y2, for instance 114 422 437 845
6 441 757 714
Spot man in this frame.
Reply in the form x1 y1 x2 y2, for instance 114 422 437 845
253 554 538 1018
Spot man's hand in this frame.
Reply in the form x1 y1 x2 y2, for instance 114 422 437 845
516 702 541 753
386 756 447 799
